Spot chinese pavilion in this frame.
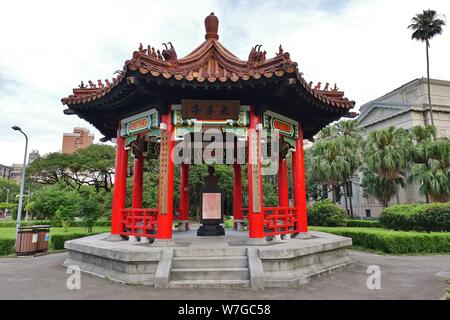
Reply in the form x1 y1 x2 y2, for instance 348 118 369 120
62 13 355 246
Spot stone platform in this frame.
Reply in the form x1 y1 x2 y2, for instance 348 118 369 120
64 229 352 289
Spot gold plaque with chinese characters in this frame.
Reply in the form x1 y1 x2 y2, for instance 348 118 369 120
159 130 170 214
182 100 240 121
250 129 262 213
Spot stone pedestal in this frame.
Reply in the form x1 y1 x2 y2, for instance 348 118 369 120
197 223 225 237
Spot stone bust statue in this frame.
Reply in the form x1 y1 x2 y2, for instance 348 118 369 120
203 166 219 190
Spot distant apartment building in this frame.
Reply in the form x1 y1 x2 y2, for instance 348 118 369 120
347 78 450 218
9 163 24 182
62 127 94 154
28 150 40 163
0 165 11 179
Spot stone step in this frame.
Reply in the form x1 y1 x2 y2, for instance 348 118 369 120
171 267 249 281
174 247 247 257
172 256 248 269
169 279 251 289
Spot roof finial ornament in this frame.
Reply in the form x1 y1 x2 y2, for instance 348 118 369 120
161 42 177 61
205 12 219 40
332 83 339 92
277 45 284 56
78 81 87 89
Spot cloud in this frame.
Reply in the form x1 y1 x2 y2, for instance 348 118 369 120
1 0 449 165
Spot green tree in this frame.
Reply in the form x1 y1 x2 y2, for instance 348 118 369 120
409 130 450 202
0 178 20 203
409 9 446 127
362 127 411 208
308 120 361 213
78 190 101 232
27 144 115 193
31 184 81 224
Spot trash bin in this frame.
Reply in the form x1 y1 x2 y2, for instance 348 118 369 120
35 225 51 252
16 226 39 255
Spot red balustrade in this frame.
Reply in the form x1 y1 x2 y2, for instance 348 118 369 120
239 207 300 236
263 207 299 236
121 208 158 238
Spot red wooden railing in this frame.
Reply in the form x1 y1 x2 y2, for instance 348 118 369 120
263 207 299 236
121 208 158 238
239 207 299 237
121 207 300 238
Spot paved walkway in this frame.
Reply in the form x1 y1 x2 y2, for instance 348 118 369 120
0 251 448 300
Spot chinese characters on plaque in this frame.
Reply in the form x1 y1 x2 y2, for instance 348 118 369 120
159 130 170 214
182 100 240 121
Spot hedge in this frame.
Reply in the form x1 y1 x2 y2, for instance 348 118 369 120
50 232 102 250
312 227 450 254
346 220 382 228
0 239 15 256
379 203 450 232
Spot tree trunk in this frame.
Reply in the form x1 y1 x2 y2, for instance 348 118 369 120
348 182 354 218
332 187 337 203
425 193 430 204
426 40 435 128
343 184 349 215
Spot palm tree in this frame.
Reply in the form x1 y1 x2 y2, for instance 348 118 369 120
310 134 360 206
361 127 411 208
408 9 446 127
409 133 450 203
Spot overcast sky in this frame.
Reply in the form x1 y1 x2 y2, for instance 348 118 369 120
1 0 449 165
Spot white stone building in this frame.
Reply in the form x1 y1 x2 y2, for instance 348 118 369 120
347 78 450 218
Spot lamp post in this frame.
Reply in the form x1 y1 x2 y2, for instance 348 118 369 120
2 187 10 203
11 125 28 245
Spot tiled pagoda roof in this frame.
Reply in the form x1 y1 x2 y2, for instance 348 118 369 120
61 13 354 110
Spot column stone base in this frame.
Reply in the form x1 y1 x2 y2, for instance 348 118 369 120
177 221 189 231
128 236 138 243
105 234 124 242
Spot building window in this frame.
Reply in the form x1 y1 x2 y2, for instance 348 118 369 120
365 209 371 218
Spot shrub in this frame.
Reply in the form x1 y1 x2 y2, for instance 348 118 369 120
313 227 450 254
379 203 450 232
346 220 382 228
0 239 15 255
224 219 234 229
50 233 92 250
308 200 348 227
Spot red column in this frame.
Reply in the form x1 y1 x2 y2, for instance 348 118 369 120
156 111 174 240
131 154 144 208
233 163 243 228
111 128 128 235
278 158 289 207
292 125 308 233
247 107 265 239
179 162 190 224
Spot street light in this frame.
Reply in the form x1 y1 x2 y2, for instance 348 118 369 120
11 125 28 246
2 187 10 203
